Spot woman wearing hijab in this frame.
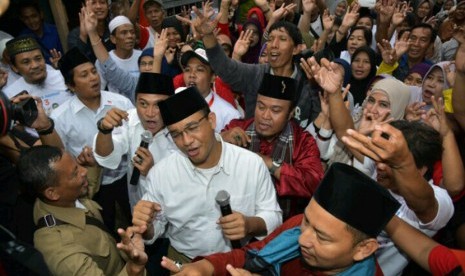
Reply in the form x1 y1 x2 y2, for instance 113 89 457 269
160 16 186 77
348 46 377 106
239 18 263 64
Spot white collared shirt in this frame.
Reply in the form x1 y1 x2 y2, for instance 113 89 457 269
93 108 178 207
4 66 71 116
142 134 282 259
51 91 134 184
206 91 241 133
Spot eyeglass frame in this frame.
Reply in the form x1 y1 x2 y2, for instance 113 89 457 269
169 114 208 140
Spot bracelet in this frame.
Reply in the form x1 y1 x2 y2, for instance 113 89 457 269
91 38 102 46
97 117 113 135
317 129 333 141
37 118 55 136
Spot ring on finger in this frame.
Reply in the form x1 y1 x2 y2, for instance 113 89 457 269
174 261 183 271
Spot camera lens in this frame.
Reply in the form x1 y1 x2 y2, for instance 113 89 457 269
12 97 38 127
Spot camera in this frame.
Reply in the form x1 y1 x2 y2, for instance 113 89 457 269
0 90 38 136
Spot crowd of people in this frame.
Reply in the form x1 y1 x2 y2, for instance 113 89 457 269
0 0 465 275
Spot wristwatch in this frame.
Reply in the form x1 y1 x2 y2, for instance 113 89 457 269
97 117 113 134
269 160 282 175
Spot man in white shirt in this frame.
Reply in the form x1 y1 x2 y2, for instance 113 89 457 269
4 36 71 115
93 72 178 208
181 47 241 132
95 15 141 94
52 47 134 236
132 87 282 263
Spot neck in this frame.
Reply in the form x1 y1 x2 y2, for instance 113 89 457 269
44 198 75 208
152 25 162 33
79 95 101 111
408 56 423 67
33 26 44 37
273 63 294 77
114 48 133 59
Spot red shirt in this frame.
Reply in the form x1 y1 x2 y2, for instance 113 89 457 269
223 119 324 199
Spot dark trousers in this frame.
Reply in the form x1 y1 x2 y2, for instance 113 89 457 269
93 174 131 238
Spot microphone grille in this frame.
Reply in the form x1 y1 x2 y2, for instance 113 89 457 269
215 190 230 206
141 130 153 143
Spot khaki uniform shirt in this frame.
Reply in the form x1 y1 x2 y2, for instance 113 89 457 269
33 198 130 275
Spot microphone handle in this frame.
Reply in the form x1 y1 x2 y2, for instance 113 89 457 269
220 205 242 249
129 140 150 186
129 168 140 186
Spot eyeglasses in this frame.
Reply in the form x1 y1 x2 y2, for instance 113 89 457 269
139 61 154 67
169 115 207 140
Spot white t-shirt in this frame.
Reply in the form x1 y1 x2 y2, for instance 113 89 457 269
206 91 241 133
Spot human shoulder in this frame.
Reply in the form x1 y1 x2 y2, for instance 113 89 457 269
101 90 134 108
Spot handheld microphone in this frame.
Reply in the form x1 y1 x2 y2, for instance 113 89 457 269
215 190 242 249
129 130 153 185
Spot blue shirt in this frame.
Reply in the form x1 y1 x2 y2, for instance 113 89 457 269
20 23 63 65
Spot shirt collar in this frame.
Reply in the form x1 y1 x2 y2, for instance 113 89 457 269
185 133 230 176
70 92 113 114
270 65 298 79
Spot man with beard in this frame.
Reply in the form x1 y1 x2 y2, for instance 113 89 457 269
95 15 141 94
4 36 71 115
93 72 178 208
18 145 147 276
51 47 134 236
160 163 400 276
132 87 282 264
221 74 323 220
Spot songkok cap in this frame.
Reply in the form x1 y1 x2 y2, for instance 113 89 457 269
258 73 297 103
143 0 163 9
135 72 174 96
181 48 209 67
109 15 133 33
313 163 400 238
159 86 209 126
6 36 41 58
58 47 91 84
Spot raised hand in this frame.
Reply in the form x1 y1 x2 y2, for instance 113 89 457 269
358 107 393 136
301 57 343 94
82 1 98 36
116 226 148 266
424 15 438 29
176 1 221 37
377 39 398 66
444 61 456 87
376 0 396 24
232 29 252 59
341 2 360 28
422 96 451 137
341 123 412 167
301 0 316 15
394 31 411 58
100 107 129 131
322 9 335 31
271 3 297 22
49 49 62 69
391 1 409 26
404 102 426 121
154 28 169 59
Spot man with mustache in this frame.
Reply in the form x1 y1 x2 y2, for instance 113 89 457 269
3 36 71 115
221 74 323 220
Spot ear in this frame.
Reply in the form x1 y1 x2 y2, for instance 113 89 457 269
43 187 60 202
419 166 428 177
208 112 217 131
10 63 19 74
352 238 379 262
210 73 216 85
292 44 301 56
110 34 116 45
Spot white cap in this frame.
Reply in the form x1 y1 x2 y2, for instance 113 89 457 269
109 15 133 33
175 86 188 94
